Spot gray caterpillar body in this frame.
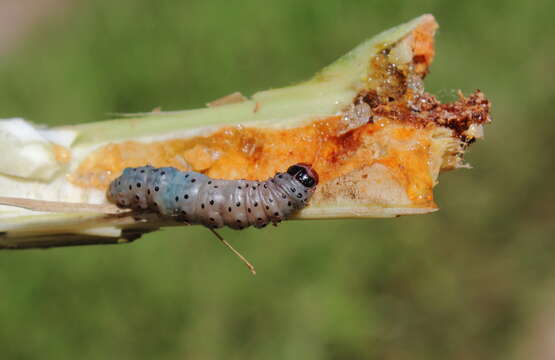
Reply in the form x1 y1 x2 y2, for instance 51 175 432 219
107 163 319 230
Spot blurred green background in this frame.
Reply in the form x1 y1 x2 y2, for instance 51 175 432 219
0 1 554 359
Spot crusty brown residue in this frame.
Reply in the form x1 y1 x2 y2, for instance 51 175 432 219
356 88 491 140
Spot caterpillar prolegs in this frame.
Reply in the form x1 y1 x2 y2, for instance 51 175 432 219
107 163 319 229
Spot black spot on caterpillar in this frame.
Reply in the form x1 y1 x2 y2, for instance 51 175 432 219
107 163 319 230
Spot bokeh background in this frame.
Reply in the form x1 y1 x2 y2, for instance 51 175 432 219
0 1 553 359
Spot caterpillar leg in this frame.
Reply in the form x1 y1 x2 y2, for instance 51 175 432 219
208 228 256 275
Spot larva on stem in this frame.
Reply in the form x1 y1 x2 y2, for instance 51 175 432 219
107 163 318 274
107 163 319 229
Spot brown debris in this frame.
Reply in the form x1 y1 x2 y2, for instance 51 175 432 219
357 52 491 142
365 89 491 140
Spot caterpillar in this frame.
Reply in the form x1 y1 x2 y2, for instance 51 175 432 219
107 163 319 230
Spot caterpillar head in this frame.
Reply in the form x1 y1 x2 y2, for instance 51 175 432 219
287 163 319 189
